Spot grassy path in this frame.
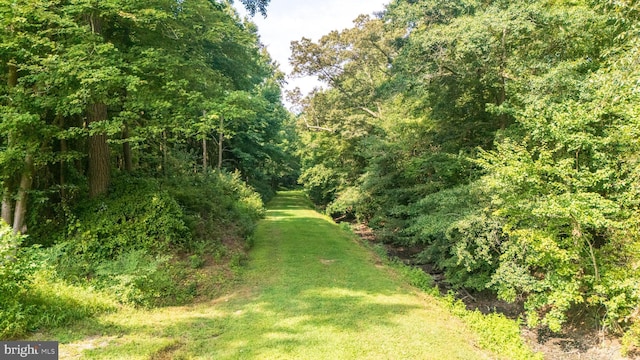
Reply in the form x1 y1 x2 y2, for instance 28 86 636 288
50 191 501 359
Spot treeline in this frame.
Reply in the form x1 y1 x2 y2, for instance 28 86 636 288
0 0 297 338
1 0 295 228
292 0 639 346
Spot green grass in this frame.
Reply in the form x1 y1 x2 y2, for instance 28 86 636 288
31 191 538 359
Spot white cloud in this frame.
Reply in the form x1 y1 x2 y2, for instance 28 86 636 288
234 0 388 107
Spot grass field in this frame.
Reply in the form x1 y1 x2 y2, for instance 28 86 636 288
33 191 536 359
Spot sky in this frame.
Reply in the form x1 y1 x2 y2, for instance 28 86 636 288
233 0 388 108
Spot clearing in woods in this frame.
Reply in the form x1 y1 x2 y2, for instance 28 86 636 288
46 191 524 359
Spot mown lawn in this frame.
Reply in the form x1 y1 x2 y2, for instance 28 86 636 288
34 191 532 359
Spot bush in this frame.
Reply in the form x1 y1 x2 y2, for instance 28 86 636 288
326 187 362 220
92 249 196 307
166 171 264 243
57 176 189 269
444 297 543 360
622 321 640 357
298 164 341 205
46 172 264 308
12 170 266 330
0 222 33 338
1 222 115 338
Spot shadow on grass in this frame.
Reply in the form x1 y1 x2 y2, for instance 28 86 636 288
59 282 421 358
265 210 296 218
150 285 422 358
267 191 314 210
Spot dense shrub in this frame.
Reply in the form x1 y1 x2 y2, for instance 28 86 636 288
92 249 195 307
166 171 264 243
0 222 33 338
299 164 341 206
49 176 188 277
45 172 264 308
1 222 115 339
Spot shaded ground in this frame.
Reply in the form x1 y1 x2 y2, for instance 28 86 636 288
349 223 634 360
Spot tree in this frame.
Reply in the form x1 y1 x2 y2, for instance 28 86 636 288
238 0 271 16
1 0 291 234
291 14 401 208
293 0 640 336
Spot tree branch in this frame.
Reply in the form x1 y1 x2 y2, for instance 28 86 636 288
359 106 379 118
441 64 459 76
303 118 333 132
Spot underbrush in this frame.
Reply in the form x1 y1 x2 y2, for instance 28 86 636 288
394 259 542 359
1 223 116 339
1 171 264 338
342 178 640 350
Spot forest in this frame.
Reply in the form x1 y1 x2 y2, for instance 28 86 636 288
0 0 296 338
1 0 639 355
291 0 640 349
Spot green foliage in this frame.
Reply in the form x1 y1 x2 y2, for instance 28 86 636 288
326 186 362 219
1 0 292 240
55 176 188 270
92 250 196 307
37 172 264 309
0 221 33 338
444 298 543 360
475 8 640 328
299 163 341 205
167 171 264 241
394 260 438 296
0 221 29 293
294 0 640 338
622 321 640 357
0 0 290 340
1 222 115 338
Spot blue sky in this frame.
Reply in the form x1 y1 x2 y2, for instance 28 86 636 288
233 0 388 108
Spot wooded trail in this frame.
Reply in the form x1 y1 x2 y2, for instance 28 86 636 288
57 191 504 359
198 191 496 359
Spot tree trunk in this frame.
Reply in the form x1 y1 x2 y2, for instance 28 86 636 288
86 13 110 197
13 154 34 234
2 62 18 225
122 126 133 172
7 61 17 88
60 138 67 199
203 138 208 171
218 114 224 170
1 190 14 225
202 111 208 171
498 27 508 130
88 102 110 198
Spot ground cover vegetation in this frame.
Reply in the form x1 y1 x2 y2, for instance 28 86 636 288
0 0 297 339
292 0 640 351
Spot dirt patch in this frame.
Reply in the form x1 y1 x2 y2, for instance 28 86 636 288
351 223 376 242
150 341 184 360
350 223 637 360
59 335 117 359
521 327 628 360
